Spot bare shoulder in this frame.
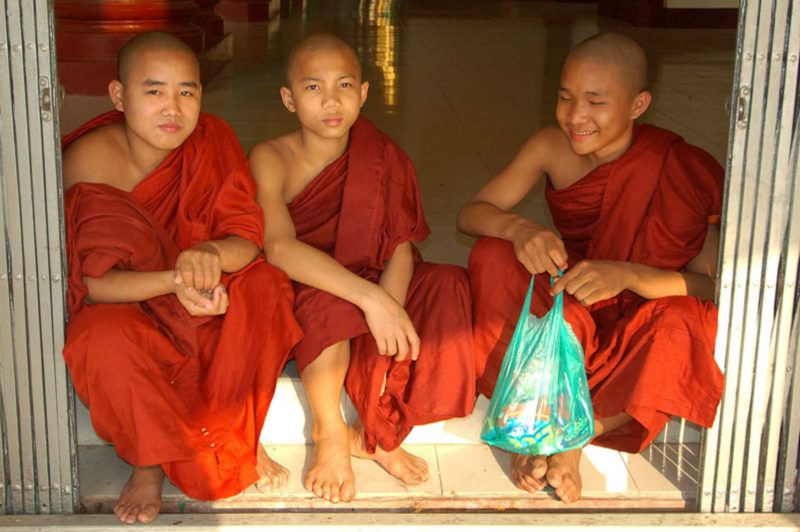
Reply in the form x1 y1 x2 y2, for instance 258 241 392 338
531 126 572 167
248 134 297 188
61 123 124 191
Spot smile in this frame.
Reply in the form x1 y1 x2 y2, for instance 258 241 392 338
570 128 597 139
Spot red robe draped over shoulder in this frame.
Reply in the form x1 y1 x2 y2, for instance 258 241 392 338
470 124 724 453
287 116 476 453
62 111 302 500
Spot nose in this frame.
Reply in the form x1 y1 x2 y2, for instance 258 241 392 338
566 100 586 125
321 86 340 108
162 92 181 116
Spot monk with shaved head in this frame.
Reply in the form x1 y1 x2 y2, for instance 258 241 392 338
250 32 475 503
61 31 301 523
458 32 724 503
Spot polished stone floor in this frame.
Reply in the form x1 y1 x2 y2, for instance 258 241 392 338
59 0 737 513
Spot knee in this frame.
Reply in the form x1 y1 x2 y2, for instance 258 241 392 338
468 237 519 281
416 263 470 301
232 259 293 299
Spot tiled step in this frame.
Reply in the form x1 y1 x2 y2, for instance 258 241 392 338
76 363 701 446
78 441 699 513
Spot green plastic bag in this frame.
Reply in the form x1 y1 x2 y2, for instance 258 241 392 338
481 276 594 455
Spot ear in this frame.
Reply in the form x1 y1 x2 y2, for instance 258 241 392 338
359 81 369 108
630 90 652 119
280 86 296 113
108 80 125 112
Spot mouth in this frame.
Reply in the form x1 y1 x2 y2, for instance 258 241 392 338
569 128 597 140
322 117 343 127
159 123 181 133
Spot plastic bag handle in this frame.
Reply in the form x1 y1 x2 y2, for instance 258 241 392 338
519 275 563 320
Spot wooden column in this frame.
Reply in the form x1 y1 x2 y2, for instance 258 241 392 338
216 0 271 22
193 0 226 50
55 0 203 95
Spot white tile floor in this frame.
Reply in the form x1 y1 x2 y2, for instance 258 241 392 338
61 0 736 514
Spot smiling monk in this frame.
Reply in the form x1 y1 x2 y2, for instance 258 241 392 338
61 32 301 524
458 32 724 503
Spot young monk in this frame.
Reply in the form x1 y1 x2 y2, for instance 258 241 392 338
250 32 475 503
458 32 724 503
61 32 302 524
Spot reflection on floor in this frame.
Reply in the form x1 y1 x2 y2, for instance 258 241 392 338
60 0 735 514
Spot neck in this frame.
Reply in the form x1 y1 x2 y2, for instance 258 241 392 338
298 128 349 168
122 130 173 181
588 124 636 167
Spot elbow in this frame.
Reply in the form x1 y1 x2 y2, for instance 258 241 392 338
263 238 288 267
456 203 472 234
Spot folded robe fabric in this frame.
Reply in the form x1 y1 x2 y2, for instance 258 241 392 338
62 111 302 500
287 116 476 453
470 124 725 453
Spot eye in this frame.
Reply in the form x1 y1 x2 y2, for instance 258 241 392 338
305 84 319 91
589 101 605 106
180 90 194 97
146 89 160 95
558 94 571 101
340 81 353 89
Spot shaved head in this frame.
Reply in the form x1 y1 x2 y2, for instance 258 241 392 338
566 32 648 94
117 32 199 84
285 32 361 85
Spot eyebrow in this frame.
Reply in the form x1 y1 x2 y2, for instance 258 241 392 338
141 79 199 88
299 74 357 83
559 86 605 97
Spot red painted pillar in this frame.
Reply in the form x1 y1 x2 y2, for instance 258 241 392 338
216 0 271 22
193 0 226 50
55 0 203 95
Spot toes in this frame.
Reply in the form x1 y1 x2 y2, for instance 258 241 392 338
340 478 356 502
138 504 159 523
326 480 340 503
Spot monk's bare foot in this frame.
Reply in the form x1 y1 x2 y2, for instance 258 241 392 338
305 425 356 503
349 423 429 485
546 448 583 503
255 443 289 492
511 453 548 492
113 465 164 524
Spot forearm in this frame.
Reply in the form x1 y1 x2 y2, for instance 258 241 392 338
205 236 260 272
625 262 716 301
379 241 414 305
84 269 174 304
458 201 538 241
265 237 380 308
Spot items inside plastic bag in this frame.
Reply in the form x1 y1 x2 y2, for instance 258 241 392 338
481 276 594 455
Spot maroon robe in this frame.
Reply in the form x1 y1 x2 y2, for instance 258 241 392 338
287 116 476 453
62 111 302 499
470 124 724 453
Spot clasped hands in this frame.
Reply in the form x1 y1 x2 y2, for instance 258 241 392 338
512 223 628 307
173 242 229 316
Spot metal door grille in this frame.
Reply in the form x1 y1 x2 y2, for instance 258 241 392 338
700 0 800 513
0 0 76 515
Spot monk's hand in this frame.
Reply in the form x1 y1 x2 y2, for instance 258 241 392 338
511 221 568 277
362 289 420 362
551 260 629 306
175 282 229 316
174 242 223 292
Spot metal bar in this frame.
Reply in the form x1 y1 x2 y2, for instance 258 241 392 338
33 0 74 513
18 0 52 514
740 0 792 513
0 0 28 515
760 2 800 512
704 0 762 514
777 124 800 513
0 0 14 514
